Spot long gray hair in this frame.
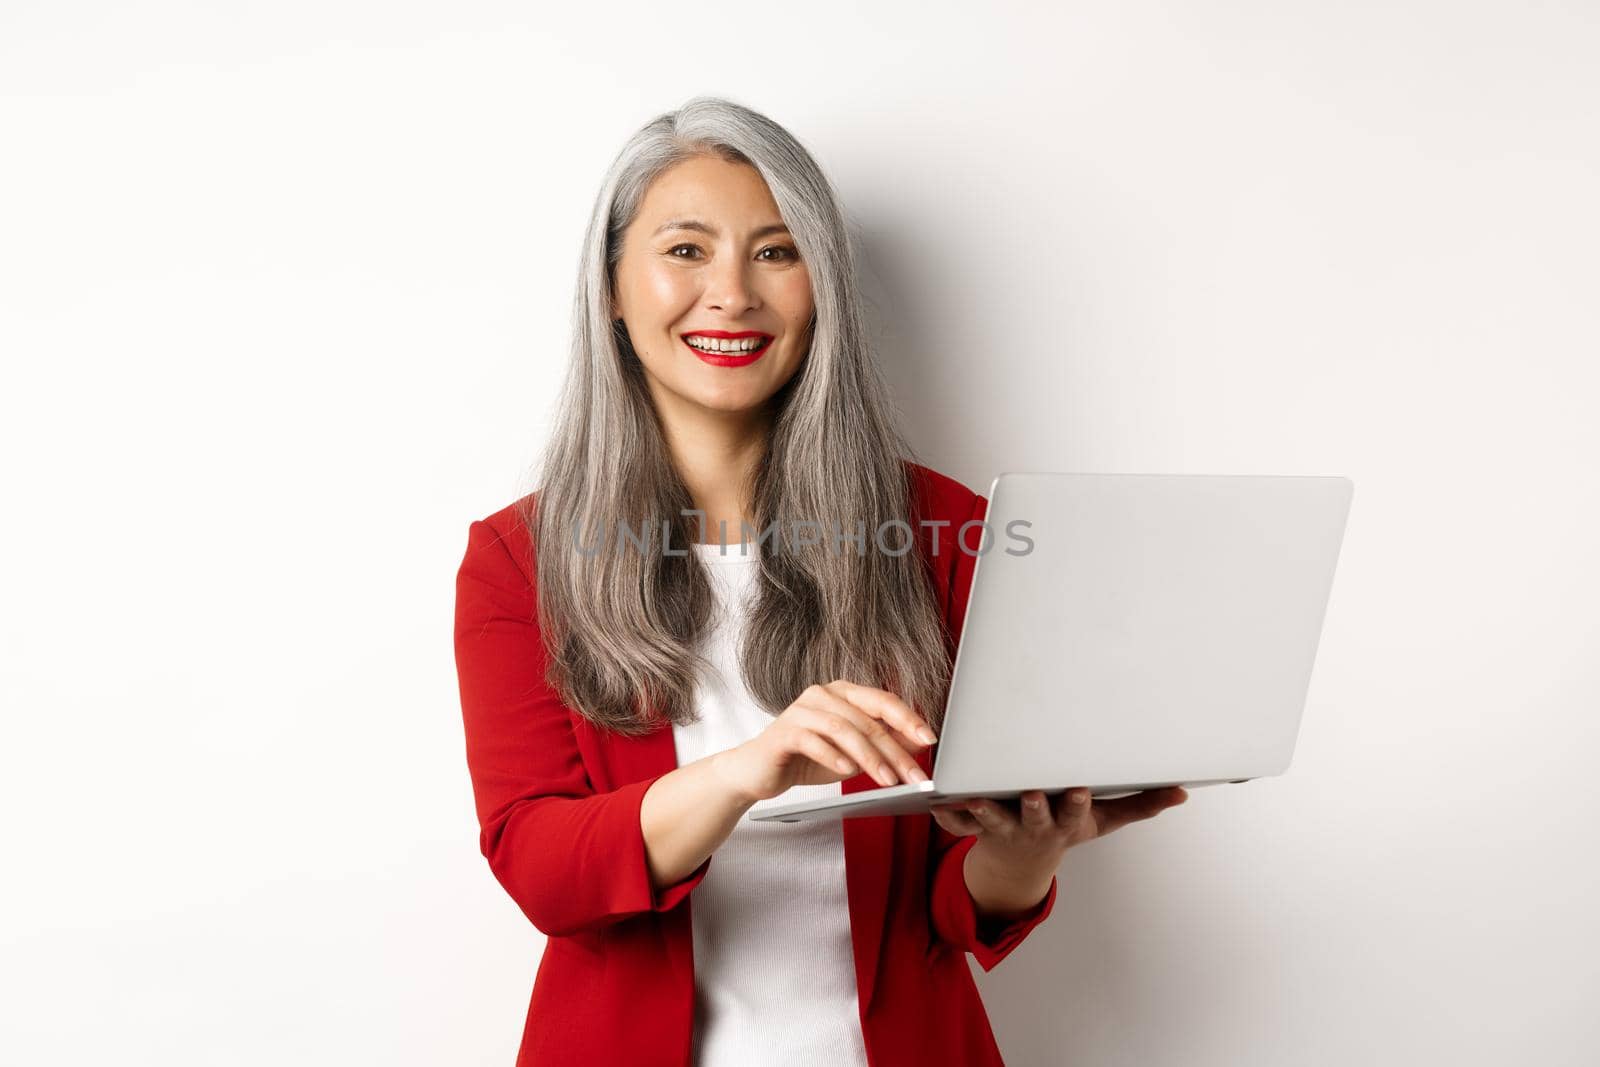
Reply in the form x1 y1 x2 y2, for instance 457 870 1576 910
522 95 953 738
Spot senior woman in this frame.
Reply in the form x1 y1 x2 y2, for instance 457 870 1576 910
453 95 1186 1067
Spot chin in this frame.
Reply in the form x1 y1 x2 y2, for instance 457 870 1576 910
695 392 773 415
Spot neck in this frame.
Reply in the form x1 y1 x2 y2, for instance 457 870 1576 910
655 399 770 544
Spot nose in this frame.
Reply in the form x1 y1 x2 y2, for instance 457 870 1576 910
703 251 760 314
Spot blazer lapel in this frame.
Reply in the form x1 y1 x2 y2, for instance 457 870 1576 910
841 772 896 1013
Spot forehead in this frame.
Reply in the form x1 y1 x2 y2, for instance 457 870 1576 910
634 155 784 228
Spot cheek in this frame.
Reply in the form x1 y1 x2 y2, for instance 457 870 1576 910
636 263 696 313
617 260 695 333
777 270 815 326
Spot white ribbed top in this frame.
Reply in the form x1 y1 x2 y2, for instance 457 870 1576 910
671 540 870 1067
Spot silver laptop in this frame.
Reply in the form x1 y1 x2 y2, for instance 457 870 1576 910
748 471 1354 823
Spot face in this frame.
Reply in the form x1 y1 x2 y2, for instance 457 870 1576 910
611 154 815 425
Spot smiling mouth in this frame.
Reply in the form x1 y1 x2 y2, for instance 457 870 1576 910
680 333 773 364
680 332 773 354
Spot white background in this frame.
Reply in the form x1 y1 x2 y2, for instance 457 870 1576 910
3 2 1596 1064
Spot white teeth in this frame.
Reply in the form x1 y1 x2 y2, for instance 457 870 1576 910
684 335 767 353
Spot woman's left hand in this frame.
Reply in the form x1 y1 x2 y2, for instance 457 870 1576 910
931 786 1189 891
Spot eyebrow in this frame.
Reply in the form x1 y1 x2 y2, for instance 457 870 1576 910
651 219 792 240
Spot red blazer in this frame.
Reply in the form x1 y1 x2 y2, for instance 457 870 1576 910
453 461 1058 1067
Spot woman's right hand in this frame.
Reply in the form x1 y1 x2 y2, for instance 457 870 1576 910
712 680 940 805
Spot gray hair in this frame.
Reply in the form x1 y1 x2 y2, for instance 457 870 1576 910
522 95 952 737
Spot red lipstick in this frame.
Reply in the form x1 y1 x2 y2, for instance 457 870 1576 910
680 329 774 368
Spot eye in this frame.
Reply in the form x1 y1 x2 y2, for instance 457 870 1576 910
665 243 799 262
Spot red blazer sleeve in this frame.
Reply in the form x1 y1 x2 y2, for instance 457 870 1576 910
925 490 1059 971
453 517 710 938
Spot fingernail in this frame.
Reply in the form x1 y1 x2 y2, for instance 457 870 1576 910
1073 789 1090 803
917 727 937 744
908 766 930 782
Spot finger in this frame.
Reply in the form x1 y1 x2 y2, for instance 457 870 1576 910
932 803 987 835
825 680 939 747
931 806 982 836
825 687 932 764
963 798 1018 834
798 690 928 786
1091 787 1187 836
1053 787 1094 831
1019 790 1053 831
792 729 860 779
791 704 907 788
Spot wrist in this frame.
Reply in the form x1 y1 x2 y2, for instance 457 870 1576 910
707 747 760 809
964 841 1054 918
